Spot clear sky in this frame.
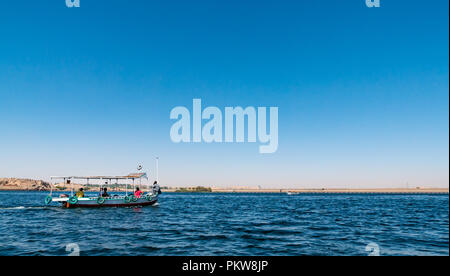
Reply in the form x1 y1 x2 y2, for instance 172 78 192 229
0 0 448 188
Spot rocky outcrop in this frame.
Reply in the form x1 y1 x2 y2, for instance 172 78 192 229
0 178 52 191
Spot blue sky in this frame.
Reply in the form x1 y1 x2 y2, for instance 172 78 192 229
0 0 448 188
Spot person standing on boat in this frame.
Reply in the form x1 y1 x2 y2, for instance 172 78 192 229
152 181 161 195
75 188 84 198
134 187 143 198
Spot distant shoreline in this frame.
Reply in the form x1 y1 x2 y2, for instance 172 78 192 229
0 188 448 194
1 178 448 194
164 188 449 194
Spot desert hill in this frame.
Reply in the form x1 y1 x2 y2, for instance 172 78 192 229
0 178 52 191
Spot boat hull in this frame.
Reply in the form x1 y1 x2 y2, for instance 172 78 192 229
59 197 158 208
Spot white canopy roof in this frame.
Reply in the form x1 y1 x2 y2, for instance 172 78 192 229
51 173 148 180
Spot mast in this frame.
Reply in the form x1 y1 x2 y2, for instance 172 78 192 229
137 164 142 190
156 157 159 183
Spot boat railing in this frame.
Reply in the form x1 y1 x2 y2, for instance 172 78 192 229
49 173 154 198
74 193 157 200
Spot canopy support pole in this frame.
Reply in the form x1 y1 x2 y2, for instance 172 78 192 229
156 157 159 183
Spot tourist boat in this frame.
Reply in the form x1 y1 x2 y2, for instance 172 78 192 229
44 171 159 208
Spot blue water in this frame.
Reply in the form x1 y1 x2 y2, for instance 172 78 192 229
0 191 448 256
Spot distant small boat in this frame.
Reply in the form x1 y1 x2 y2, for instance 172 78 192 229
286 191 299 195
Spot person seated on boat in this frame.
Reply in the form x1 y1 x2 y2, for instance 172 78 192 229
101 187 109 198
134 187 143 198
75 188 84 198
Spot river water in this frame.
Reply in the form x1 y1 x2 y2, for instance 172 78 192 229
0 191 448 256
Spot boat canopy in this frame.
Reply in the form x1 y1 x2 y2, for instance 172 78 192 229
50 173 148 181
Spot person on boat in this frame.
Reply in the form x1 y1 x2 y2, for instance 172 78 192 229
152 181 161 195
75 188 84 198
101 187 109 198
134 187 143 198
